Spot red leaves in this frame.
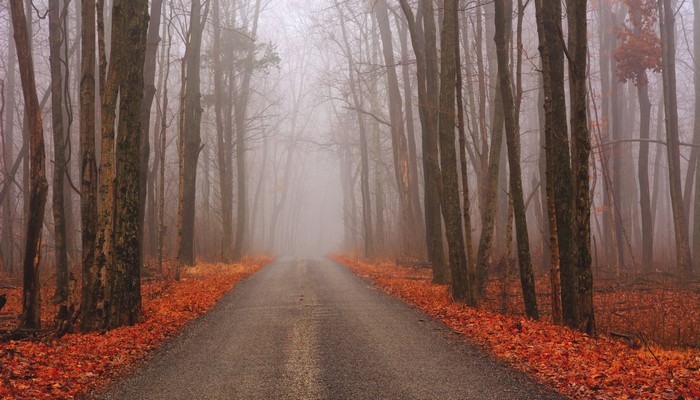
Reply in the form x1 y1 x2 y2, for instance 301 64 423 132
334 254 700 400
0 256 271 399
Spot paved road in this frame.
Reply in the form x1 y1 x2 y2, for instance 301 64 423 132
97 257 564 399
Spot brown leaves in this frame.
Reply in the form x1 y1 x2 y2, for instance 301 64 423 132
0 256 271 399
334 254 700 400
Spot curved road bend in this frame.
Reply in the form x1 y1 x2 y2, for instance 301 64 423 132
97 257 564 400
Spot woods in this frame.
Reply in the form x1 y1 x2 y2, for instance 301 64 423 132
0 0 699 395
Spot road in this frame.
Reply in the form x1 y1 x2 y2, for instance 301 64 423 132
97 257 564 400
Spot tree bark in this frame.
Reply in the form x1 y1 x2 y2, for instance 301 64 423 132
567 0 595 335
535 0 579 327
79 0 101 331
494 0 538 320
49 0 69 303
660 0 693 274
9 0 49 330
439 0 473 304
176 0 208 267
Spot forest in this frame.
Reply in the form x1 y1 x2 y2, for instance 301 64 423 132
0 0 699 398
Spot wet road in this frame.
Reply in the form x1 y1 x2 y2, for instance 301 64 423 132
97 257 564 399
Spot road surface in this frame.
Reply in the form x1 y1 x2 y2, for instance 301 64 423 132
97 257 564 399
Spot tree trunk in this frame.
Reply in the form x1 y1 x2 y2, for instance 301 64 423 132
108 0 149 327
439 0 473 304
232 0 262 261
49 0 69 303
535 0 579 328
567 0 595 335
693 0 700 274
3 24 17 275
176 0 208 267
338 5 373 258
660 0 693 274
10 0 49 330
375 0 415 255
139 0 164 264
494 0 538 320
79 0 101 331
638 82 653 271
421 0 447 282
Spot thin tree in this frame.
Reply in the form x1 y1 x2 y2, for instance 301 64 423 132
568 0 595 334
494 0 538 319
439 0 473 304
659 0 693 274
48 0 69 303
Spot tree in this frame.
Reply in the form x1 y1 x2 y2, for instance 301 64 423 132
535 0 579 328
79 0 100 331
693 0 700 275
568 0 595 335
439 0 473 304
659 0 693 275
615 0 661 272
9 0 49 330
494 0 538 320
48 0 69 304
398 0 447 284
176 0 209 267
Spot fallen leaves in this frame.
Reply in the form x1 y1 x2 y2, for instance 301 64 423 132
0 255 271 400
333 254 700 400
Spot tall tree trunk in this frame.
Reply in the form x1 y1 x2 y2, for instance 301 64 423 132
375 0 415 255
3 24 17 274
232 0 262 261
176 0 208 267
397 15 424 241
139 0 164 264
157 20 172 274
10 0 49 330
338 5 373 258
638 81 653 271
108 0 149 327
568 0 595 335
421 0 447 283
660 0 692 274
693 0 700 274
439 0 473 304
535 0 579 328
79 0 101 331
49 0 69 303
212 0 233 261
494 0 538 320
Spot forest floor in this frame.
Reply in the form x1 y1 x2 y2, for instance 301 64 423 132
333 254 700 400
0 255 271 400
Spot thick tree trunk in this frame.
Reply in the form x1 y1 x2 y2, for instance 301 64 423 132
10 0 49 330
535 0 579 328
660 0 693 274
439 0 473 304
567 0 595 335
49 0 69 303
108 0 149 327
79 0 101 331
494 0 538 320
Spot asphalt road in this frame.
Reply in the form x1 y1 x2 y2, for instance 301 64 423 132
96 257 565 400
